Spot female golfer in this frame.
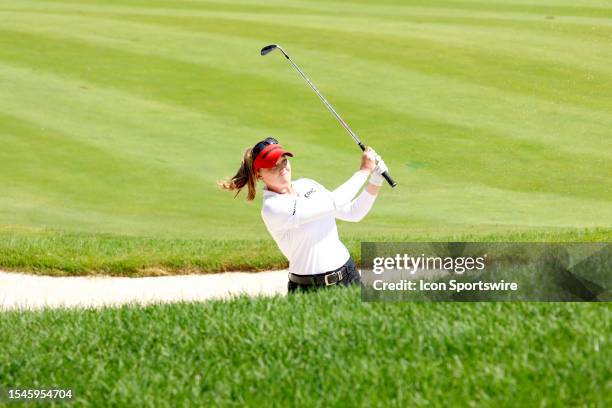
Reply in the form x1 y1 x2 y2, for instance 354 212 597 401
218 137 387 293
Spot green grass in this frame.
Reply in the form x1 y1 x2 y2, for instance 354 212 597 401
1 227 609 276
1 2 610 405
1 288 610 406
0 0 610 273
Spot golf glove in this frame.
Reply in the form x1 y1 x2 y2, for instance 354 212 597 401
369 158 388 186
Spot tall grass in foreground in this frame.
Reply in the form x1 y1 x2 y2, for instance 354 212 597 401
1 287 610 406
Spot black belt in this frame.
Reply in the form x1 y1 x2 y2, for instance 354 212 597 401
289 264 347 286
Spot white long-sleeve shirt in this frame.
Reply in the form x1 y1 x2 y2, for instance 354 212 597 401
261 170 377 275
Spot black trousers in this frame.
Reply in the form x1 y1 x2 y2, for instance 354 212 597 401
287 256 361 294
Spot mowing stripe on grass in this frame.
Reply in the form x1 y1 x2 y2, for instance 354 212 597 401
0 0 610 252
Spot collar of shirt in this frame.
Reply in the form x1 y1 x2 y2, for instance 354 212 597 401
263 181 302 198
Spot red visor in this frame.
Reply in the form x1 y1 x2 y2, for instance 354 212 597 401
253 144 293 173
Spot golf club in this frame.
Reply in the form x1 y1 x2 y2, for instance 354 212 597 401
260 44 397 188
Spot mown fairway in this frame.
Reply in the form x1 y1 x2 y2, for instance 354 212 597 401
1 3 610 405
1 288 610 407
0 0 610 267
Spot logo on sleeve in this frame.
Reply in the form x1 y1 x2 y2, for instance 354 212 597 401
304 188 315 198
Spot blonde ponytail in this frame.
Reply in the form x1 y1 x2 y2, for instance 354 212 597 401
217 147 258 201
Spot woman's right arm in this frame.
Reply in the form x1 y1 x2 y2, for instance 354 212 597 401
330 169 370 207
262 148 378 231
331 147 378 207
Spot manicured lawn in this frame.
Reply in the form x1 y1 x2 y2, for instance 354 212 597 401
0 1 610 405
0 0 610 259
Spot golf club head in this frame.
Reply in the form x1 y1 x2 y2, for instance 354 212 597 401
260 44 289 59
260 44 278 56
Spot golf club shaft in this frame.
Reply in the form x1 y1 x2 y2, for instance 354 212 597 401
270 46 397 188
283 53 362 147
